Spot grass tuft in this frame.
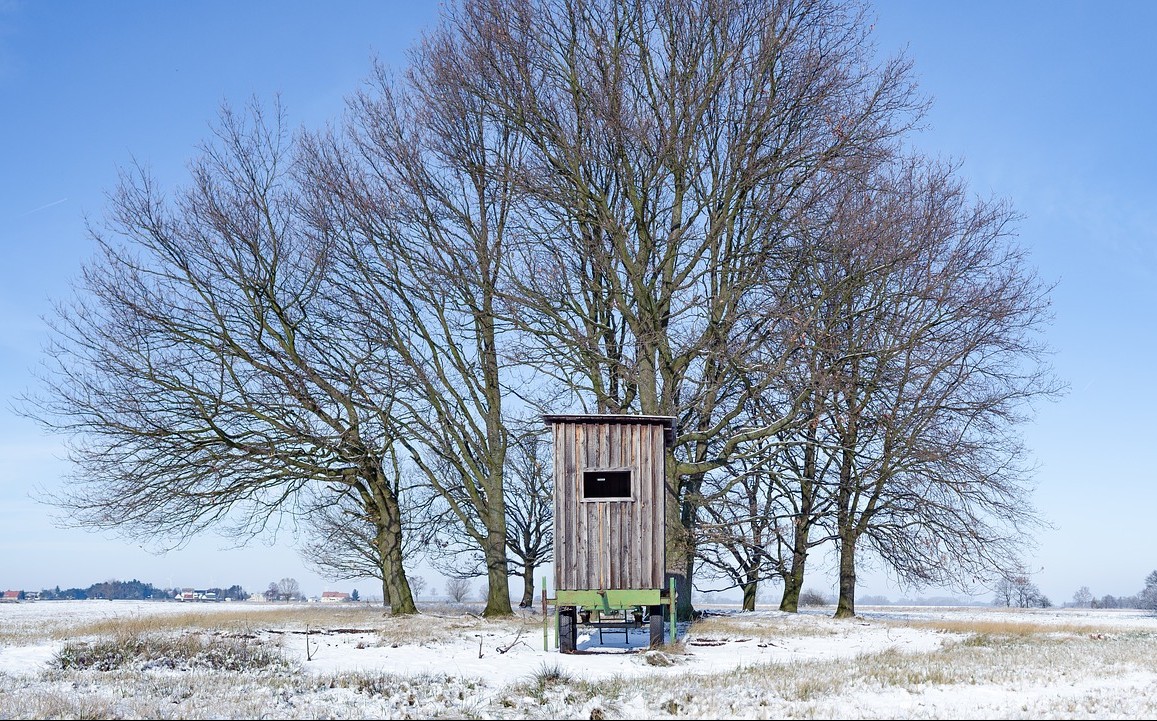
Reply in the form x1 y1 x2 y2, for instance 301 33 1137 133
52 631 290 672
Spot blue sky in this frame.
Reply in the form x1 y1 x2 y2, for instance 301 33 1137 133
1 1 1154 605
866 0 1157 605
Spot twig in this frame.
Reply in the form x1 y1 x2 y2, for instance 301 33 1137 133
496 627 526 654
305 625 319 661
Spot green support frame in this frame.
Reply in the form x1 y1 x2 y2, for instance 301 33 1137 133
541 577 679 650
555 588 662 610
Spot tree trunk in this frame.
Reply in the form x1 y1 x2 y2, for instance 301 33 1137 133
780 519 811 612
741 572 758 612
666 455 694 621
834 530 857 619
782 414 819 613
834 396 859 620
481 523 513 617
381 532 417 615
519 560 536 608
780 563 802 612
373 477 417 615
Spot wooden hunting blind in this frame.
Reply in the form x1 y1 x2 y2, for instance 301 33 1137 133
541 413 678 652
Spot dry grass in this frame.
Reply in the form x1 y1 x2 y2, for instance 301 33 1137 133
229 607 535 655
693 607 1147 645
689 613 839 642
10 603 543 649
0 627 46 646
881 616 1128 638
63 605 389 639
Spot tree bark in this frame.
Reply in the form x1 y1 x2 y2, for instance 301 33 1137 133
835 529 857 619
376 495 417 615
518 560 536 608
780 533 808 613
666 451 694 621
742 569 758 612
481 515 513 617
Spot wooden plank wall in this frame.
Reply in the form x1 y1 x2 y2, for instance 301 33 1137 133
553 420 666 591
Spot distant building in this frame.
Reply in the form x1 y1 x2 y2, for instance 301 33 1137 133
321 591 351 603
1 590 19 602
177 589 217 601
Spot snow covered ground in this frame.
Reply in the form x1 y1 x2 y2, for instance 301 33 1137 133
1 599 1155 718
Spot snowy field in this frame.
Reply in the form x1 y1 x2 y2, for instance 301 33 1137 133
1 599 1155 718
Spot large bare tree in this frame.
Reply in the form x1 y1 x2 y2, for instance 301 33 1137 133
21 101 419 613
298 28 526 615
806 156 1060 618
691 145 1059 620
429 0 923 617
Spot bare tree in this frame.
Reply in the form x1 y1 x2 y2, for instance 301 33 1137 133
994 572 1048 608
408 575 427 600
503 424 554 607
298 27 526 616
992 577 1015 607
432 0 924 619
697 153 1059 620
19 100 419 614
808 156 1060 618
1072 586 1093 608
696 388 840 612
754 290 849 614
277 577 302 602
1140 571 1157 612
695 454 789 611
445 577 472 604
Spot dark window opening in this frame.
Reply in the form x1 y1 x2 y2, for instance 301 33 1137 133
583 469 632 499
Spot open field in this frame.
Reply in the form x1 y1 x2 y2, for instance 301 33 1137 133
1 600 1155 719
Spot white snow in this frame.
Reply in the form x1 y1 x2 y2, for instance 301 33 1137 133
1 600 1155 718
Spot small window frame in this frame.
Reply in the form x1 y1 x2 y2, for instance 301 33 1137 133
580 467 635 502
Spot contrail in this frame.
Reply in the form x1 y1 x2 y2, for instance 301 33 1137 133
21 198 69 216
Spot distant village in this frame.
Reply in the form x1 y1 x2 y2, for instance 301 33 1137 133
0 579 358 604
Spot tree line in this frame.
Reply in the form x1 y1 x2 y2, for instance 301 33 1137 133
24 580 250 602
21 0 1061 620
1066 571 1157 611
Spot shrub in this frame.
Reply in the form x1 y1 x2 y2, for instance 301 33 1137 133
799 589 830 606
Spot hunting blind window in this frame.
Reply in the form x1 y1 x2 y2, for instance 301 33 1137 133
582 468 632 500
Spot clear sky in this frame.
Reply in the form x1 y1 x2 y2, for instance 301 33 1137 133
2 1 1154 605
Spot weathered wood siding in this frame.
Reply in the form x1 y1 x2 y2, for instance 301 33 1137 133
550 419 668 591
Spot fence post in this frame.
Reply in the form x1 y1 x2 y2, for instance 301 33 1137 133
541 576 548 651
